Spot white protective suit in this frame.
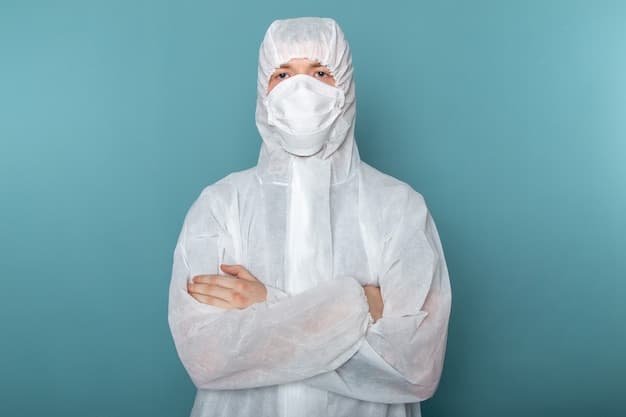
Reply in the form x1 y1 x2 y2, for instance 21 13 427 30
168 17 452 417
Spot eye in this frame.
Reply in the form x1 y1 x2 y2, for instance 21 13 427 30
275 72 289 79
315 71 327 78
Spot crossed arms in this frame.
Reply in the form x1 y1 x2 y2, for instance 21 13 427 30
168 188 451 403
187 263 384 322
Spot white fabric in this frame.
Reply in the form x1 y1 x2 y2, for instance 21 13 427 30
168 16 452 417
266 74 347 156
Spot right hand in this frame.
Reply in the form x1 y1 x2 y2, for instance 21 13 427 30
187 264 267 309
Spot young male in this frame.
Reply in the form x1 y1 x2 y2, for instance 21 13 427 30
169 16 452 417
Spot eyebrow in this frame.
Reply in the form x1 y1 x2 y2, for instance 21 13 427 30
278 61 325 69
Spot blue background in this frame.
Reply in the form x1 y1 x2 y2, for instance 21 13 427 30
1 1 624 416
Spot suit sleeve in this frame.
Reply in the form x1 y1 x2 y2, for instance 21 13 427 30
303 191 452 403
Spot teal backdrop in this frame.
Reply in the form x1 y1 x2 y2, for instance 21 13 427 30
1 1 624 416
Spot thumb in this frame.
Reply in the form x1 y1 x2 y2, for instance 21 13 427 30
220 264 258 281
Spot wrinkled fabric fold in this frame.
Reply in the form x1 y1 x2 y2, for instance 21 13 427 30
279 153 334 416
285 156 333 293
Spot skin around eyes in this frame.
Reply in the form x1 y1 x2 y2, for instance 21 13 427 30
267 57 336 93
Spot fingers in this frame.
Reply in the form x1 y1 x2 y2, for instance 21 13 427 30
363 285 381 296
188 282 249 309
220 264 258 282
188 291 236 309
188 266 263 309
192 265 258 283
187 281 234 302
362 285 384 322
188 275 252 309
192 274 239 289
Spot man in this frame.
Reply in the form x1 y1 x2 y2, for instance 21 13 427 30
168 17 451 417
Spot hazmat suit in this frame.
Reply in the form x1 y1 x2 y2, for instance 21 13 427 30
168 17 452 417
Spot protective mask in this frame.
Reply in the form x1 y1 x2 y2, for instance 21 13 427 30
265 74 346 156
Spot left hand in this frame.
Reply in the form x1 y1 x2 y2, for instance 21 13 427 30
363 285 384 322
187 264 267 309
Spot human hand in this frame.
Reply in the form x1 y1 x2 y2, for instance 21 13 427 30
363 285 384 322
187 264 267 309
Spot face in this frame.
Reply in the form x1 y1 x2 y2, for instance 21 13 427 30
267 58 336 94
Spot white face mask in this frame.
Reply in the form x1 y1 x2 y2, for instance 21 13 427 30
265 74 346 156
